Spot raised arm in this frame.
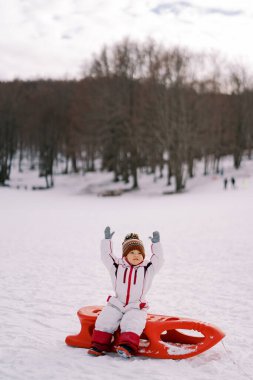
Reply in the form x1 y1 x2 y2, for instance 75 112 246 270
100 226 119 271
148 231 164 274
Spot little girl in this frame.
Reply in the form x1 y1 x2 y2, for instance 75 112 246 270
88 226 164 358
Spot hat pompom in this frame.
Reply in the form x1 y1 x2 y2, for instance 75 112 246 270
123 233 140 242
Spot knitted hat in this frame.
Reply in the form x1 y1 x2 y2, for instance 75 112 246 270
122 233 145 258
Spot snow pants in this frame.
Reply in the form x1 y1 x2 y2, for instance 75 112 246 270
91 303 147 353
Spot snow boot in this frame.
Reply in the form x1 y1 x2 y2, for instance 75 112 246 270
116 344 133 359
87 347 105 357
90 329 112 353
117 331 139 358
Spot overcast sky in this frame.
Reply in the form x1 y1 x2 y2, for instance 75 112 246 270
1 0 253 81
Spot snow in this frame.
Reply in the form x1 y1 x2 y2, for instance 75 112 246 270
1 157 253 380
160 342 198 356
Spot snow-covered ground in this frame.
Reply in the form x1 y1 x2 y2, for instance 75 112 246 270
1 158 253 380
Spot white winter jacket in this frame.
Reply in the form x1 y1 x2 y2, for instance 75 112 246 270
101 239 164 311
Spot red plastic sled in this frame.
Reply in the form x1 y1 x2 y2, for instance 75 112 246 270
65 305 225 359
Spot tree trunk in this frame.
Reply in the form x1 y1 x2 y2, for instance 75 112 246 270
203 155 208 176
71 154 78 173
63 157 69 174
215 156 220 174
18 146 23 172
187 157 194 178
233 149 242 169
0 162 8 185
132 166 138 189
174 163 185 192
167 160 172 186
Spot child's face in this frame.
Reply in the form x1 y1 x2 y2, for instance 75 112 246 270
126 249 143 265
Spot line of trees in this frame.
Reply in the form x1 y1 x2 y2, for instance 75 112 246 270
1 39 253 191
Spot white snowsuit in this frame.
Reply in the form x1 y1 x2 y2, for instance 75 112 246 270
95 238 164 336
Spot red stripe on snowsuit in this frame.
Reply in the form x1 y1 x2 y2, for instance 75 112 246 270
125 266 133 305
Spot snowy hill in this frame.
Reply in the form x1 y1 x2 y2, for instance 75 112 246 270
0 157 253 380
5 155 253 197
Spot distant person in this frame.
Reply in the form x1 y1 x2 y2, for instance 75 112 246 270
88 227 164 358
224 178 228 190
231 177 236 188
